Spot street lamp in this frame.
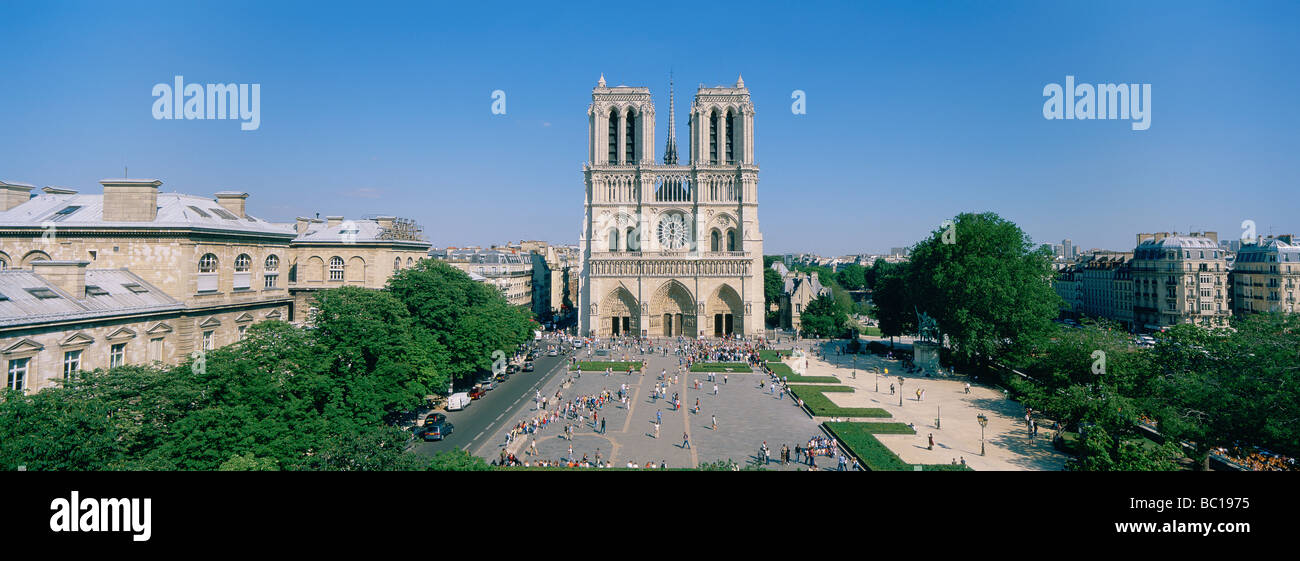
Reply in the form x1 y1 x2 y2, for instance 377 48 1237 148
977 414 988 456
874 368 879 392
852 355 857 379
898 376 905 407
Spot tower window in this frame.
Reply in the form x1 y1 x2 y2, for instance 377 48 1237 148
608 109 618 164
709 110 719 164
725 110 735 164
625 111 637 165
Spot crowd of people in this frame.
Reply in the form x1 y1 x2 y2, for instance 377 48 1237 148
1213 444 1297 472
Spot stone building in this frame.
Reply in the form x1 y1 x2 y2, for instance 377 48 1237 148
0 178 427 393
778 270 831 332
429 247 533 308
578 75 763 338
1232 234 1299 314
1131 232 1230 330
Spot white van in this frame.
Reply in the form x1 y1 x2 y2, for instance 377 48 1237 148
447 392 471 411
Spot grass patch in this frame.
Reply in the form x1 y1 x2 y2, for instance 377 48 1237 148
860 326 882 337
782 375 841 384
571 361 643 371
765 362 794 376
689 362 753 373
824 421 974 471
759 349 792 361
788 386 890 418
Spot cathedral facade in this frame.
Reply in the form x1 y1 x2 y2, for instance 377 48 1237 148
578 75 763 338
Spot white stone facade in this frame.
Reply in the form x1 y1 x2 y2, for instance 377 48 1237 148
578 76 764 338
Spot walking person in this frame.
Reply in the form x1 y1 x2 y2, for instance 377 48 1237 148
711 415 717 431
600 417 606 434
682 432 691 449
928 433 934 450
653 421 660 439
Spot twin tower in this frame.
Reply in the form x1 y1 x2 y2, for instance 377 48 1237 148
578 74 764 339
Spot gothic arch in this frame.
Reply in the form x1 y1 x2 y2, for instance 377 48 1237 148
649 280 696 337
600 285 640 336
705 283 744 336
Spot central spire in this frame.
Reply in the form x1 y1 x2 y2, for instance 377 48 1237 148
663 72 679 165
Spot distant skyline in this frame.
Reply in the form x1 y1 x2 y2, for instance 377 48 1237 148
1 1 1296 256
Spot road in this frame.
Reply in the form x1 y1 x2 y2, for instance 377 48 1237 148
409 349 573 457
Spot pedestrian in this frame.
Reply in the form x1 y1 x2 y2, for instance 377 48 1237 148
964 382 971 394
928 433 934 450
711 415 717 431
682 432 691 449
724 374 728 384
890 383 895 395
601 417 606 434
653 422 660 439
713 383 719 396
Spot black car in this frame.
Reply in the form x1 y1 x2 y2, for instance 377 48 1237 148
523 361 535 372
422 420 453 441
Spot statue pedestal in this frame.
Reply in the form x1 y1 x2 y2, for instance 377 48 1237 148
913 341 942 375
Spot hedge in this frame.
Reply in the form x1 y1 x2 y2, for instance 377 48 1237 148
789 386 890 418
571 361 644 371
689 363 753 373
823 421 974 471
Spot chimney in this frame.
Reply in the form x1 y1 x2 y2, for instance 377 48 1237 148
296 216 312 236
326 215 343 228
1202 231 1218 243
214 191 248 218
0 180 34 211
32 260 89 298
375 216 395 232
101 178 161 222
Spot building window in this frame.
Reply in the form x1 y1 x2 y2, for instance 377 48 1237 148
329 256 345 281
234 253 252 290
203 330 214 351
709 110 719 164
238 326 247 341
725 110 735 164
198 253 219 292
407 257 413 267
395 257 401 270
149 337 164 362
7 358 29 392
63 350 82 380
264 254 280 288
608 109 618 164
625 111 636 164
110 343 126 368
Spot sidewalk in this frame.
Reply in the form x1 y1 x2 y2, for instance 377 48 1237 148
781 343 1067 471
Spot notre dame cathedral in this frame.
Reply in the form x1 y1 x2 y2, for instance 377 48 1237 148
578 74 763 338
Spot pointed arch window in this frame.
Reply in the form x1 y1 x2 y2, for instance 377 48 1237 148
725 110 735 164
710 229 721 252
726 228 738 251
625 110 637 165
608 109 619 164
709 110 719 164
608 228 621 252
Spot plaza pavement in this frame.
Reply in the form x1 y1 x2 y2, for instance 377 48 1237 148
475 348 843 470
783 338 1067 471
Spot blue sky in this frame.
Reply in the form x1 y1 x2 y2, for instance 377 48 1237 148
1 1 1296 255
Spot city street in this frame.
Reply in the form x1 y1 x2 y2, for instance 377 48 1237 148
409 348 572 457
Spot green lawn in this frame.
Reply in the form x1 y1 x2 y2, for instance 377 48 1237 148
824 422 974 471
689 362 753 373
759 349 793 361
782 375 841 384
765 362 795 376
788 386 890 418
571 361 643 371
860 326 882 337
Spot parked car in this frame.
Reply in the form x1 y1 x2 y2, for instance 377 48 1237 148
421 420 454 441
447 392 471 411
469 387 486 400
523 361 535 372
508 363 520 374
480 379 496 391
422 412 447 426
548 348 559 357
495 371 509 382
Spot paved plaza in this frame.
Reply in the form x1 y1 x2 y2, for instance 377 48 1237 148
475 350 843 470
788 338 1068 471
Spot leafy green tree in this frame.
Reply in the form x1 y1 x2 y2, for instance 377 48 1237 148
0 386 123 470
1152 313 1300 469
799 294 848 338
427 449 494 471
871 264 915 342
219 453 280 471
906 212 1060 371
836 263 867 290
